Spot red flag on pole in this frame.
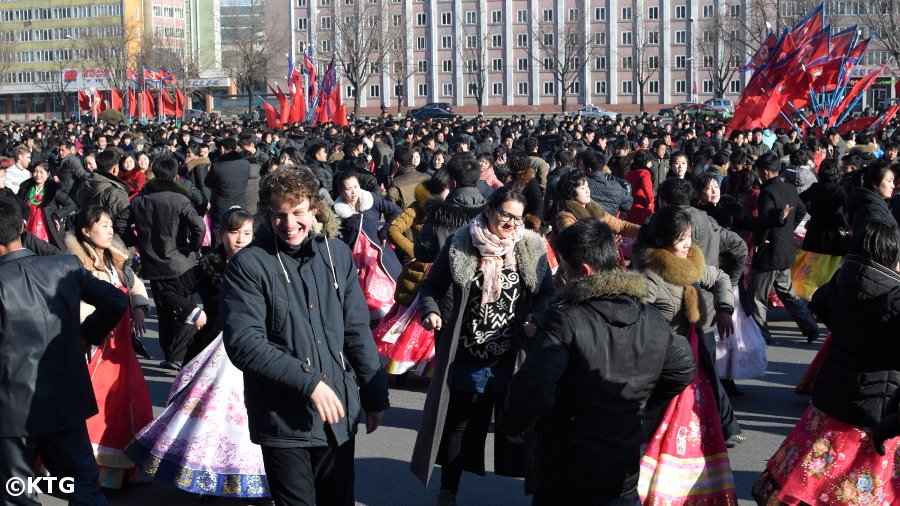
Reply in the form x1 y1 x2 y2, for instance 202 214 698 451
110 89 123 112
128 88 138 117
95 92 107 114
262 102 282 130
78 91 91 112
837 116 879 136
159 89 177 117
175 89 185 118
142 90 155 119
830 63 888 127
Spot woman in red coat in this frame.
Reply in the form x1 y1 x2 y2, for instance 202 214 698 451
624 150 656 225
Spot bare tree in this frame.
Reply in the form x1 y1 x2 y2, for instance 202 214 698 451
531 11 600 113
627 9 661 113
696 9 746 98
0 32 16 84
860 1 900 75
220 0 288 112
334 0 397 118
36 59 79 119
81 23 140 93
387 35 417 115
458 16 496 114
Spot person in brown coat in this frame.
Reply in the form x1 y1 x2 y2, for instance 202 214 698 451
388 147 429 209
554 170 641 237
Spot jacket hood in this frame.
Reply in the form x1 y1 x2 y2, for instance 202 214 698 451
846 187 888 216
447 223 547 293
216 151 245 163
833 254 900 307
65 233 129 272
186 157 211 171
550 270 647 306
313 205 341 238
143 178 192 198
446 186 487 208
632 243 705 286
333 189 374 218
507 168 536 192
849 144 878 157
414 182 432 211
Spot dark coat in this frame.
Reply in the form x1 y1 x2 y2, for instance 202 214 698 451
414 187 486 263
0 250 127 437
241 150 264 215
76 170 132 245
742 176 806 271
387 165 430 210
305 158 334 194
669 205 748 283
16 178 76 248
506 168 544 220
184 156 211 202
587 171 633 215
55 153 88 197
220 226 390 447
130 179 206 280
846 187 897 233
810 255 900 428
332 189 403 280
799 181 850 256
410 225 555 485
503 271 694 504
205 151 250 222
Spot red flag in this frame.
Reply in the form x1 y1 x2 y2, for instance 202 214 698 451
876 104 900 133
175 89 185 117
743 32 778 70
78 91 91 112
126 69 138 83
127 88 138 117
262 102 282 130
161 68 178 86
830 64 888 127
110 89 123 112
289 83 306 124
808 58 843 91
837 116 879 136
96 92 107 114
822 27 856 63
334 103 348 126
141 90 155 118
787 4 823 47
159 89 176 116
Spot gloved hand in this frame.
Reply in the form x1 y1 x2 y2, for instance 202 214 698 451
872 413 900 456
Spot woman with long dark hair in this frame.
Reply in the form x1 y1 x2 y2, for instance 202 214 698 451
17 161 75 248
411 187 554 505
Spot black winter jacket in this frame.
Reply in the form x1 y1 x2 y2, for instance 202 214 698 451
742 177 806 271
800 181 849 256
811 255 900 427
846 187 897 233
221 227 389 447
414 187 485 263
587 172 633 215
205 151 250 221
76 170 132 245
503 270 694 504
16 178 76 248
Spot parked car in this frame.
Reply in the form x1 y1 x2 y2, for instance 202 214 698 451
184 109 208 122
678 102 733 119
572 104 618 120
408 105 456 119
420 102 453 113
703 98 735 115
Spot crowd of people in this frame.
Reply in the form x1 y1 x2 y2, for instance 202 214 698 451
1 109 900 506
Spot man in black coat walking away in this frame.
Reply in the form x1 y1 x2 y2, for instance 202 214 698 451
743 152 819 344
205 137 250 248
0 197 127 506
504 219 694 506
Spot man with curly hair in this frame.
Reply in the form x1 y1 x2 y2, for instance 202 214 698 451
220 167 389 505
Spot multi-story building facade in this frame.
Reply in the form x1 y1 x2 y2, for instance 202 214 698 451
288 0 897 114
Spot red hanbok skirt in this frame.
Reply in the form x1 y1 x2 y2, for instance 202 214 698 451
372 296 435 376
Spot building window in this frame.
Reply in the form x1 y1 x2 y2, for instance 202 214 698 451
492 34 502 47
543 9 553 22
595 56 606 70
676 55 686 68
417 83 429 97
298 18 307 30
544 81 554 94
321 39 331 52
675 30 686 44
417 60 428 72
442 83 453 96
621 31 632 45
321 16 332 29
543 33 554 46
517 9 528 23
466 83 477 96
648 31 659 44
675 5 686 18
492 82 503 95
569 9 578 21
298 0 307 6
467 35 478 48
676 80 686 93
369 84 381 97
466 11 477 24
595 81 607 94
543 57 553 70
441 36 452 49
569 81 580 94
442 59 453 72
417 37 426 49
492 10 503 23
492 58 503 71
416 13 426 25
441 12 452 25
648 6 659 19
517 58 528 71
518 81 528 95
730 80 742 93
703 55 714 68
649 56 659 69
622 80 633 94
595 32 607 45
703 80 714 93
621 7 632 20
649 80 659 93
391 14 402 26
516 33 528 47
703 5 714 17
595 7 606 20
730 5 741 16
622 57 633 69
703 30 713 43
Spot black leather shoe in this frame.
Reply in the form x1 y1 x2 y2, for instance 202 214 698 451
805 329 820 343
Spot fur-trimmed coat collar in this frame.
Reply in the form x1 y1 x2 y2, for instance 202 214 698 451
633 243 705 286
447 223 547 293
563 199 608 220
507 168 536 193
333 189 374 218
186 156 211 171
550 270 647 306
65 233 128 273
414 182 432 212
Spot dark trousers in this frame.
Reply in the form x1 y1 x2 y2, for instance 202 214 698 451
745 267 818 343
0 424 107 506
260 440 355 506
149 279 195 363
437 389 501 492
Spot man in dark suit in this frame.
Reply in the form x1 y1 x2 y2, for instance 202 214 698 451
743 152 819 344
0 197 127 505
205 137 250 248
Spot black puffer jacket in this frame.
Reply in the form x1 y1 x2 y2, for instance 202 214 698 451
846 187 897 233
587 171 633 215
799 181 849 256
811 255 900 427
504 270 694 504
413 187 485 263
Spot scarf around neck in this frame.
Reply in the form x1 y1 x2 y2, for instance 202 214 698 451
469 214 523 306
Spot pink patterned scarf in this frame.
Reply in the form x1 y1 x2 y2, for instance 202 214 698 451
469 215 523 306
